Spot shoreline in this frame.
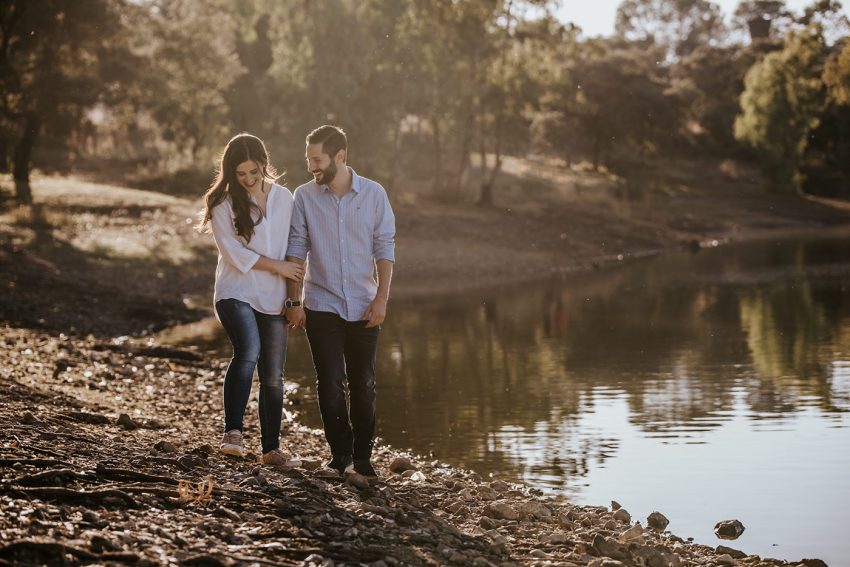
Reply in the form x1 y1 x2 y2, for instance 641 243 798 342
1 173 846 565
0 327 825 566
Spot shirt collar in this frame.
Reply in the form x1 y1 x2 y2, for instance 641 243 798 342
320 166 360 194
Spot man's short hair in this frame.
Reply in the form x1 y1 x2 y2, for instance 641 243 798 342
307 125 347 160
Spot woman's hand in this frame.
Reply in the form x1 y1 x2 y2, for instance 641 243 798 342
277 260 304 281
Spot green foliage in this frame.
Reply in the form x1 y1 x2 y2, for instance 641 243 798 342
0 0 127 202
823 40 850 104
734 25 828 192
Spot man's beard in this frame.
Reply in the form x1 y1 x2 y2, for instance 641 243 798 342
316 161 338 185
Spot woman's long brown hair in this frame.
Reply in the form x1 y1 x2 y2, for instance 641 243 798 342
197 133 280 243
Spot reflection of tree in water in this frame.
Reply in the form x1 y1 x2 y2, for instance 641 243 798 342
739 281 835 414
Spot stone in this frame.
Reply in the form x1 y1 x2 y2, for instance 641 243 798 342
716 554 737 565
153 440 178 454
409 471 427 482
490 480 509 493
630 544 682 567
716 546 747 559
592 534 630 562
529 550 549 559
117 413 139 430
611 500 622 511
389 456 415 474
479 516 500 530
518 501 552 521
714 519 745 540
477 485 498 500
613 508 631 524
647 511 669 531
800 560 828 567
617 523 646 543
587 560 627 567
345 471 370 490
484 502 519 521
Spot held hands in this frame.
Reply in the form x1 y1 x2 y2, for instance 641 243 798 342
362 297 388 328
277 260 304 282
286 306 306 329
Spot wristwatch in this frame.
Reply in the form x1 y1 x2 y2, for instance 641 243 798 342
284 298 302 308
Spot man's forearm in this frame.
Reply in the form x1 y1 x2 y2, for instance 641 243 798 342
375 259 393 303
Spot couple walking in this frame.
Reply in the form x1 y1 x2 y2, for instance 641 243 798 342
198 125 395 477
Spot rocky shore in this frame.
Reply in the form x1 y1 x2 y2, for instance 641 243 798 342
1 174 845 565
0 327 829 566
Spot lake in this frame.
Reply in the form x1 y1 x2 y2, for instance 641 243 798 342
167 237 850 565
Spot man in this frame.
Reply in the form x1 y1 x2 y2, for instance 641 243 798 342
285 125 395 477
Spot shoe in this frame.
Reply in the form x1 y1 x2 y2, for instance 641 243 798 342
260 448 302 468
353 459 379 478
326 454 353 475
220 429 245 457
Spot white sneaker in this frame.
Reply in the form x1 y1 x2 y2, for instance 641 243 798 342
220 429 245 457
260 448 302 468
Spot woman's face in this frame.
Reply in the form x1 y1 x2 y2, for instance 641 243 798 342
234 160 263 192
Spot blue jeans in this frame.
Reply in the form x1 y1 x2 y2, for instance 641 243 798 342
215 298 287 454
305 308 380 461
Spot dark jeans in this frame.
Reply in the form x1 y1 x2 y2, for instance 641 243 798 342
215 298 287 454
305 308 380 461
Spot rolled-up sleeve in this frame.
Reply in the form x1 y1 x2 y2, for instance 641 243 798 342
372 188 396 262
286 189 310 260
210 200 260 274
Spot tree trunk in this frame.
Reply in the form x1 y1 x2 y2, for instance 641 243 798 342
430 115 444 196
13 113 39 205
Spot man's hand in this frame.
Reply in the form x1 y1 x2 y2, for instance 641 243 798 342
285 306 306 329
361 297 387 328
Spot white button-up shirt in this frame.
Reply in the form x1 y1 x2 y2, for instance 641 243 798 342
287 168 396 321
210 183 293 314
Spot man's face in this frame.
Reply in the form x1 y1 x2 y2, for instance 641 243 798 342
306 143 338 185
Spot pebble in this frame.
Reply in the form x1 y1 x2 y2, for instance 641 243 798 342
117 413 139 430
345 471 370 490
484 502 519 521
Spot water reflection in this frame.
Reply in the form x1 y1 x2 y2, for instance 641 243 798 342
167 237 850 563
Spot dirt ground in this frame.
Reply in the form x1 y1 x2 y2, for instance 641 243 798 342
0 162 844 565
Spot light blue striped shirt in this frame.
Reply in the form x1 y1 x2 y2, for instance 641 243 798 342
286 168 396 321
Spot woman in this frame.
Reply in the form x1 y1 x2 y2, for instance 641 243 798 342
198 133 303 466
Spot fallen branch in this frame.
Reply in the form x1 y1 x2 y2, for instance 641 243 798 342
5 486 139 508
95 462 179 485
13 468 92 486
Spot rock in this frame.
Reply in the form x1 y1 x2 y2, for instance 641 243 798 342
617 523 646 543
529 549 550 559
716 554 737 565
490 480 509 493
484 502 519 521
459 488 476 501
345 471 370 490
800 560 828 567
714 519 745 540
448 551 466 564
408 471 427 482
476 485 498 500
153 440 178 454
518 501 552 521
716 546 747 559
479 516 500 530
178 453 206 469
647 511 670 531
587 559 627 567
613 508 631 524
592 534 630 562
117 413 139 430
611 500 622 511
300 459 322 471
472 558 494 567
370 561 388 567
630 544 682 567
389 456 415 473
383 557 399 566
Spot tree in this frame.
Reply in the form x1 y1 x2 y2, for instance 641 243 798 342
615 0 727 59
0 0 125 204
733 0 793 42
672 45 755 149
734 25 827 192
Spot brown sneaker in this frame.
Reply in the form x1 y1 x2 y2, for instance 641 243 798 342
220 429 245 458
260 448 302 468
